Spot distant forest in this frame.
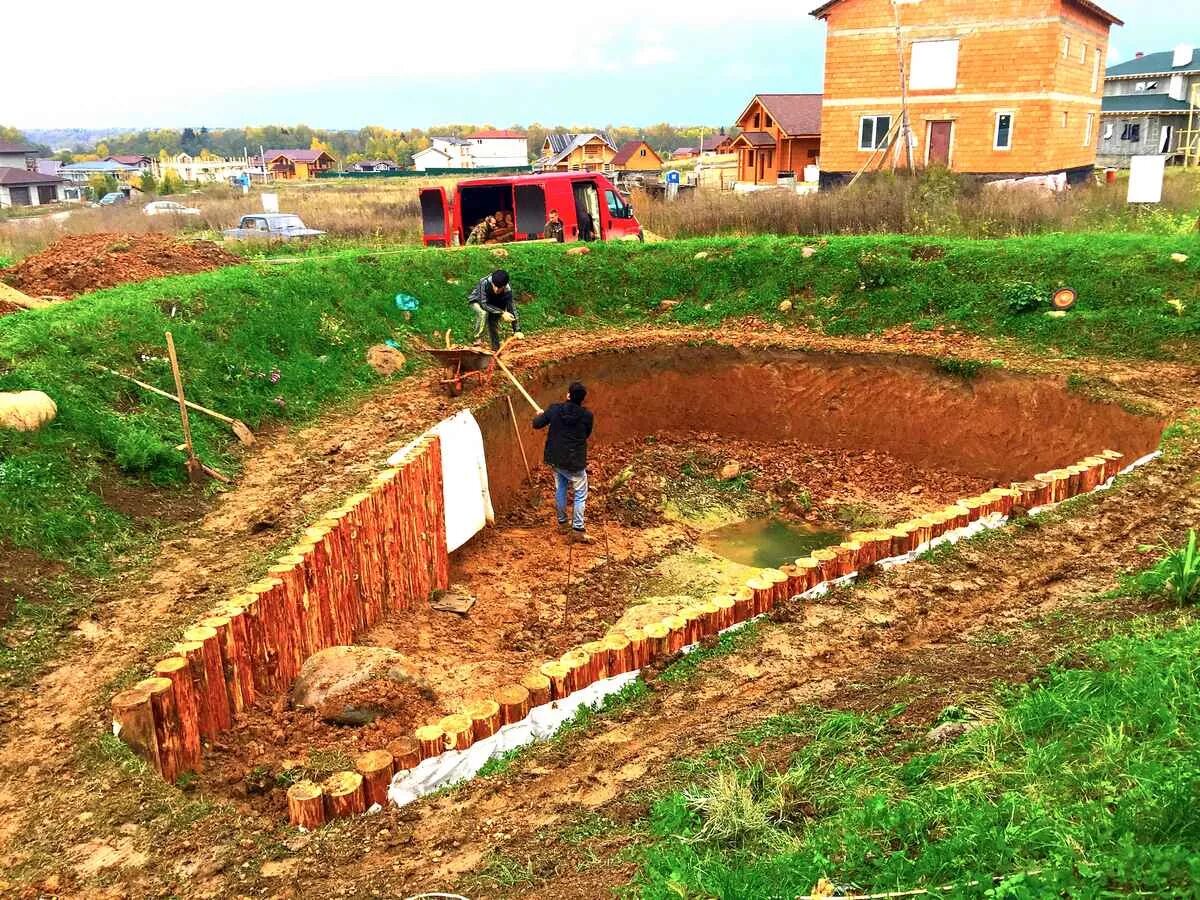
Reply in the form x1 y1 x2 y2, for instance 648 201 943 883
17 123 733 166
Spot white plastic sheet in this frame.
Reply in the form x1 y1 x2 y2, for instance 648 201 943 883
386 449 1162 807
388 410 494 553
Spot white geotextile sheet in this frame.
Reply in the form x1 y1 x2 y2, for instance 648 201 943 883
385 449 1163 807
387 409 495 553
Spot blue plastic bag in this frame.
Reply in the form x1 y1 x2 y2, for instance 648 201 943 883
395 293 419 312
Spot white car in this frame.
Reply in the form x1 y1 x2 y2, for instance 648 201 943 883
144 200 201 216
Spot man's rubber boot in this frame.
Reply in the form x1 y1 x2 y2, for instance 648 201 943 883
557 520 570 533
572 529 595 544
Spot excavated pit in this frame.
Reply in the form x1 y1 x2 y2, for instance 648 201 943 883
202 346 1164 811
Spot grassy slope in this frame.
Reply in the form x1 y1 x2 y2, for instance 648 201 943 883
634 613 1200 899
1 232 1197 574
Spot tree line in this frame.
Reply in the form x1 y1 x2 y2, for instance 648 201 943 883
8 123 734 168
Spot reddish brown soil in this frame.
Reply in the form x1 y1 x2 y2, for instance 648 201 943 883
0 233 238 298
0 324 1194 898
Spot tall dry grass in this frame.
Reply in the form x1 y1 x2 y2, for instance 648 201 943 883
636 169 1200 239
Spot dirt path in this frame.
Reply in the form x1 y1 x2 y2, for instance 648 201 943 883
1 323 1196 895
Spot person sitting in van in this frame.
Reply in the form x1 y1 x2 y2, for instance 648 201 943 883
466 216 495 245
490 211 515 243
577 208 596 242
468 269 523 350
544 209 565 242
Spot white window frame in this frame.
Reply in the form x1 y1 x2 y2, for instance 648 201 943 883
1062 111 1070 128
1062 35 1070 58
1091 48 1102 93
1080 42 1087 64
858 115 892 151
994 111 1015 151
909 39 960 90
1084 112 1094 146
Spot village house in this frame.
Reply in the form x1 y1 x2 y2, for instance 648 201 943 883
534 133 618 173
1100 45 1200 167
0 167 66 208
611 140 663 173
413 132 529 171
670 147 700 160
346 159 399 173
58 159 143 184
0 141 37 171
811 0 1122 187
249 149 337 180
702 132 736 156
160 153 251 184
105 155 154 171
730 93 823 186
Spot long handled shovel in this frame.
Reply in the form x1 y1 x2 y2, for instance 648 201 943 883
96 365 255 446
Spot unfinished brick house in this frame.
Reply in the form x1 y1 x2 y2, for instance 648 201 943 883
811 0 1123 187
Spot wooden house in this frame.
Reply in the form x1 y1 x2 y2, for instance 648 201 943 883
251 148 337 180
534 133 618 172
611 140 663 172
702 133 736 155
730 94 823 185
811 0 1122 187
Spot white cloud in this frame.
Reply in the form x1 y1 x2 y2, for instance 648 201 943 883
2 0 812 125
632 45 680 67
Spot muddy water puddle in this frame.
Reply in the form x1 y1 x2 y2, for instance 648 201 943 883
700 518 845 569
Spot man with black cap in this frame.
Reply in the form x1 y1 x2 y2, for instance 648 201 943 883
532 381 594 542
468 269 523 350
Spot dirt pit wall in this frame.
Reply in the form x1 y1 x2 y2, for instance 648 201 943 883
477 346 1165 513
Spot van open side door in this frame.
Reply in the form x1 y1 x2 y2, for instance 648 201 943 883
513 183 547 239
420 187 453 247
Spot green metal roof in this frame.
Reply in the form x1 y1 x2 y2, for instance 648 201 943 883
1101 94 1194 114
1107 49 1200 78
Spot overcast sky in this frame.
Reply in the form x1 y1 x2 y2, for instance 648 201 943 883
5 1 1195 130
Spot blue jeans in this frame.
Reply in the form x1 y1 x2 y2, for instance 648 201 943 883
554 467 588 531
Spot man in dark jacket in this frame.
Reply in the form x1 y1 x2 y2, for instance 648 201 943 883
532 381 594 542
468 269 523 350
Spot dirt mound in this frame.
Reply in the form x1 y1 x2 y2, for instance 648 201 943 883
1 233 239 299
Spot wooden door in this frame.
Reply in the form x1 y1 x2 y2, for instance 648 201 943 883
928 121 952 166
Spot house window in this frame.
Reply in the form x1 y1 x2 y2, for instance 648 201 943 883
765 114 773 127
1134 81 1158 92
910 39 960 90
1084 113 1095 146
1061 111 1069 128
639 148 646 157
1121 122 1141 142
994 112 1014 150
1091 48 1102 92
858 115 892 150
1080 42 1087 63
1062 35 1070 58
753 113 760 128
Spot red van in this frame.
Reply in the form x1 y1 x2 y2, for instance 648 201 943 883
420 171 643 247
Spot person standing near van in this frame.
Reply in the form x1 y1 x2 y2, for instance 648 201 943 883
532 381 594 542
544 209 565 242
468 269 522 350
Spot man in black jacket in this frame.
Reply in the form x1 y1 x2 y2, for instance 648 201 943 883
468 269 523 350
532 381 595 542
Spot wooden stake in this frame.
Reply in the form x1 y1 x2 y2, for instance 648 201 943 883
138 676 183 784
643 622 669 660
438 714 475 751
182 625 232 734
355 750 395 808
623 626 649 668
415 724 445 761
560 649 593 693
496 684 531 725
287 780 326 829
464 698 502 741
323 771 366 819
539 661 571 700
164 331 203 483
153 657 202 773
111 685 160 772
387 736 422 771
520 672 551 707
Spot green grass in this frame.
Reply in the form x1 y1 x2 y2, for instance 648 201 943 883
632 613 1200 899
0 582 89 689
1 232 1197 680
658 622 764 685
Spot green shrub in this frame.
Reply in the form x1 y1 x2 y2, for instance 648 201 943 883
1136 529 1200 605
114 428 178 474
1003 280 1043 314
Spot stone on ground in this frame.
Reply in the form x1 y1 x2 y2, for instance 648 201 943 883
0 390 57 431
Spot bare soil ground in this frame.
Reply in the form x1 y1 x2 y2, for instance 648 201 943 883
0 323 1196 898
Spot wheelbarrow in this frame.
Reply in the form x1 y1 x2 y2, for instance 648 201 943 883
426 345 496 397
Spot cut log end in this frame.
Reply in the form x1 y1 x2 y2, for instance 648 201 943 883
355 749 395 808
287 780 326 829
323 770 366 819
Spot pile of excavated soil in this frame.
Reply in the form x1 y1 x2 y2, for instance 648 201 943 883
0 233 239 299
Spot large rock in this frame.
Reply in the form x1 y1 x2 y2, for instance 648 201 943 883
292 646 428 725
0 390 57 432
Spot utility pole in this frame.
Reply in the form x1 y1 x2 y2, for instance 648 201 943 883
891 0 916 172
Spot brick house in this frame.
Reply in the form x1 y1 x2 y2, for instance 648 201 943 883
811 0 1122 187
730 93 823 185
